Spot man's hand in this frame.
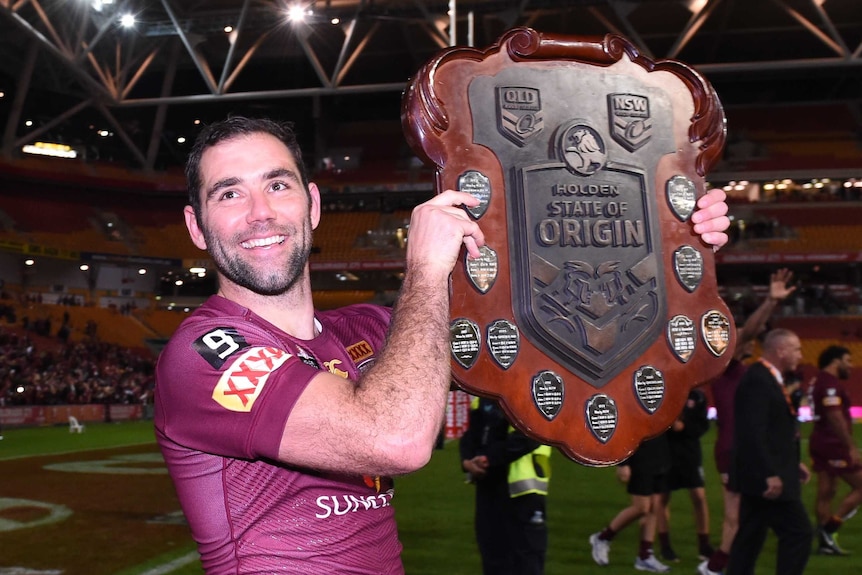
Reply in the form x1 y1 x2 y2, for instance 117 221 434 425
691 188 730 250
463 455 489 479
406 190 486 278
769 268 796 301
616 465 631 484
799 462 811 485
763 475 783 499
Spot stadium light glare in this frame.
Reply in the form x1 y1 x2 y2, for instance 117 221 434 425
80 264 89 271
120 13 135 28
24 259 34 266
287 4 310 22
22 141 78 159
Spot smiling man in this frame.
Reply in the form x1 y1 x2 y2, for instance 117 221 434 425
153 115 731 574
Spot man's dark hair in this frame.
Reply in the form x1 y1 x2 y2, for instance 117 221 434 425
185 116 310 217
818 345 850 369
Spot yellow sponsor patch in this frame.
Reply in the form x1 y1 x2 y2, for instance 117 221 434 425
823 396 843 407
212 346 292 412
347 340 374 363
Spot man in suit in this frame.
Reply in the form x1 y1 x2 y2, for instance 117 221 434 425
727 328 812 575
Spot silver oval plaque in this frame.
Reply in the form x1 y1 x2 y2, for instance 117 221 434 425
532 370 564 421
586 394 618 444
450 318 481 369
633 365 665 414
666 175 697 221
673 245 703 292
458 170 492 219
486 319 520 369
465 245 498 294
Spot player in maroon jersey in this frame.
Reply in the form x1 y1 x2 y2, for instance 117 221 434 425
155 115 731 573
809 345 860 555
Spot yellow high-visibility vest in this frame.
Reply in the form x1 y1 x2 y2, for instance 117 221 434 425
508 431 551 498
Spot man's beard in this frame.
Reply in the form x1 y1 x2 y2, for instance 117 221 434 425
205 221 313 296
838 366 850 380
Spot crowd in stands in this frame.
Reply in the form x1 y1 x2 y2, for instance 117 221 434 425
0 326 154 408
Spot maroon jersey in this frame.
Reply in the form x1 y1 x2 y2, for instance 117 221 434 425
809 371 856 472
154 296 402 574
711 358 747 475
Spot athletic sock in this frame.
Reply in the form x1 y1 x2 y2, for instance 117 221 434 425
658 531 671 549
708 549 729 572
639 540 654 560
599 526 617 541
824 516 843 534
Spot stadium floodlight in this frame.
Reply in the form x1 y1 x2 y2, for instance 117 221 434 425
287 4 311 23
22 142 78 159
120 13 135 28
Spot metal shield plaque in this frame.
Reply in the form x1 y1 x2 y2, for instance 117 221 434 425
403 28 734 465
532 370 564 420
450 318 481 369
465 245 498 294
667 315 696 363
458 170 492 219
701 310 731 357
487 319 520 369
666 175 697 221
633 365 665 414
586 394 618 444
674 245 704 292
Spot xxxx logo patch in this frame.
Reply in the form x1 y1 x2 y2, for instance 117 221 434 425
212 346 292 412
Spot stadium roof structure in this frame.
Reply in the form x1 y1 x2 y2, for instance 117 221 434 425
1 0 861 173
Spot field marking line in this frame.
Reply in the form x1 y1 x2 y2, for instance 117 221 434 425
0 440 156 462
136 552 199 575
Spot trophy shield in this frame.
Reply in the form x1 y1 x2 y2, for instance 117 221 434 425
402 28 734 465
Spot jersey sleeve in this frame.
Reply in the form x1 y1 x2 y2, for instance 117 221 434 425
154 315 320 462
814 381 845 413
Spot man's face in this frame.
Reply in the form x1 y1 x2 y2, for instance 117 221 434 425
777 334 803 373
837 353 853 380
184 132 321 296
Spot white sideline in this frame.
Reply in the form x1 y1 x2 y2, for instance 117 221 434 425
137 552 199 575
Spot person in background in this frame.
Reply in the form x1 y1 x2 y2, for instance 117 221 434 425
809 344 861 555
656 387 713 563
460 396 551 575
726 328 812 575
589 435 672 573
154 115 731 573
700 268 795 575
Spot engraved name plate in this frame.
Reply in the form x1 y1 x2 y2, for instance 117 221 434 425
633 365 665 414
701 310 730 357
674 245 703 292
666 175 697 221
586 394 618 444
532 370 564 421
450 318 481 369
667 314 696 363
465 245 498 294
458 170 492 219
487 319 520 369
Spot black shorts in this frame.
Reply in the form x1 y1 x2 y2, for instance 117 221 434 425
627 468 669 496
667 461 705 490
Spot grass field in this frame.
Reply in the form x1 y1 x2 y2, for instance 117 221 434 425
0 420 859 574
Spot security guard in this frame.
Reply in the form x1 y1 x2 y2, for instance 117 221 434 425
460 396 551 575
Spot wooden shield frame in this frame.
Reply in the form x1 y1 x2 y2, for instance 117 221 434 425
402 28 734 465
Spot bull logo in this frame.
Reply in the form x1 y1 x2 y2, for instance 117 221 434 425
608 93 652 152
496 86 544 146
